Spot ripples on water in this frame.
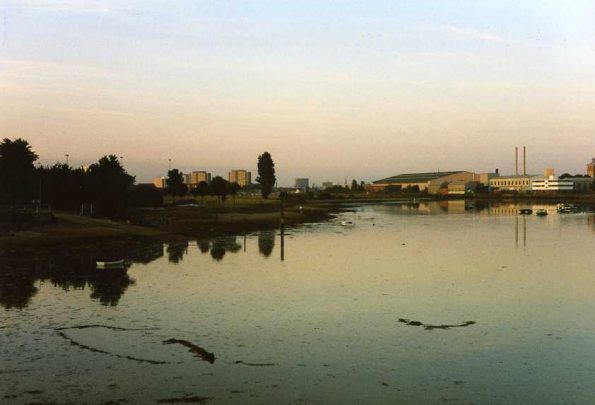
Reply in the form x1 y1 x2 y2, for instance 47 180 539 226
2 201 595 404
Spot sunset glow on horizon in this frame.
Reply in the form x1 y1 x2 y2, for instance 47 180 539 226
1 0 594 185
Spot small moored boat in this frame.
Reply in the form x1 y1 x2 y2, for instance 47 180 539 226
340 221 355 227
518 208 533 215
96 260 125 269
535 209 548 216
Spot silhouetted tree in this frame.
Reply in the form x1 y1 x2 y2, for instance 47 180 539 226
127 184 163 208
351 179 360 191
210 176 229 202
256 152 276 199
166 169 187 199
36 163 86 210
227 182 241 197
85 155 134 218
0 138 38 204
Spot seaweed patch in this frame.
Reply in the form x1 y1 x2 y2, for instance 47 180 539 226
162 338 215 364
398 318 476 330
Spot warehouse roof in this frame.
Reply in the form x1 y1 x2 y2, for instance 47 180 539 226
373 171 464 185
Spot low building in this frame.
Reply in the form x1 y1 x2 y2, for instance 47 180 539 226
153 177 165 189
489 175 536 192
228 170 251 187
588 158 595 177
567 176 593 192
531 176 574 192
322 181 333 189
295 178 309 191
371 171 479 194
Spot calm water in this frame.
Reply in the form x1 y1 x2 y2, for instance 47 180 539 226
2 201 595 404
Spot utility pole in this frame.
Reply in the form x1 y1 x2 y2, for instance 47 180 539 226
168 158 172 171
65 153 69 166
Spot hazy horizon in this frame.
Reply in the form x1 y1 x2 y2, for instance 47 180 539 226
1 0 594 186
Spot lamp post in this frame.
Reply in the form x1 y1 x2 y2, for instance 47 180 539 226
65 154 69 166
168 158 172 171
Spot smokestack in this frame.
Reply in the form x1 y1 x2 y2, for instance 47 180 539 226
523 146 526 176
515 147 518 176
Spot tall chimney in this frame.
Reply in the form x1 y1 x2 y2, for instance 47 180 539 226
523 146 526 176
515 147 519 176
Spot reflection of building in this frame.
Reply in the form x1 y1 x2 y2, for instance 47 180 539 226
295 178 309 191
588 158 595 177
153 177 165 188
229 170 251 187
370 171 479 194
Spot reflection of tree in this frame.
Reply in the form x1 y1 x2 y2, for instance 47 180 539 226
210 238 226 261
0 253 137 310
0 263 38 309
88 269 135 306
127 243 164 264
258 230 275 257
167 241 189 264
209 236 242 261
197 239 210 253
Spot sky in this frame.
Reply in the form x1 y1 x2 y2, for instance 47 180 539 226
0 0 594 186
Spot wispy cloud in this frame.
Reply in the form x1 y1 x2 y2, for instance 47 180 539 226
437 24 521 45
0 0 110 13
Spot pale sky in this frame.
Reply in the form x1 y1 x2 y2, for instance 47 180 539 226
1 0 594 185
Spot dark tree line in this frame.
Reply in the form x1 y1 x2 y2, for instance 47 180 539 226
0 138 136 218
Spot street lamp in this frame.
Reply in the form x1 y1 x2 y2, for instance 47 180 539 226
168 158 172 171
65 154 69 166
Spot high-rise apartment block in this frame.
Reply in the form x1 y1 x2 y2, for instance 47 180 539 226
183 171 212 187
228 170 251 187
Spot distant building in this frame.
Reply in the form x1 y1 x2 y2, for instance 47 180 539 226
322 181 333 189
229 170 251 187
153 177 166 189
489 175 536 192
295 178 309 191
588 158 595 177
566 176 593 192
370 171 479 194
531 176 573 192
184 171 211 187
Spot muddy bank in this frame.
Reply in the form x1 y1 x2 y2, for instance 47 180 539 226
0 202 339 252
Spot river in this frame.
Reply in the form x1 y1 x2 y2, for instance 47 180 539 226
2 201 595 404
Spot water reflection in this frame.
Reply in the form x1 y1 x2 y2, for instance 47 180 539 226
196 239 210 254
0 243 167 310
0 255 135 309
210 236 242 261
258 230 275 258
167 241 189 264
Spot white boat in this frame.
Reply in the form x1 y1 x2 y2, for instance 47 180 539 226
340 221 355 226
96 260 125 269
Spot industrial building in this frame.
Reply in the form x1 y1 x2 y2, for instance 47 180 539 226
531 176 574 192
370 171 480 194
228 170 251 187
152 177 165 189
588 158 595 177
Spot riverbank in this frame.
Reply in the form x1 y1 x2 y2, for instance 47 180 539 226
0 200 340 253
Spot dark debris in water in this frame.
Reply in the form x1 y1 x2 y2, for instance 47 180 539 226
55 328 167 365
157 396 211 404
163 338 215 364
398 318 476 330
234 360 276 367
56 324 159 332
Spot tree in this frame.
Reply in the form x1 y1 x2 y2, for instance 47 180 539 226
227 182 241 197
165 169 187 199
85 155 134 218
256 152 276 199
0 138 38 204
36 163 86 210
210 176 229 202
192 181 211 201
